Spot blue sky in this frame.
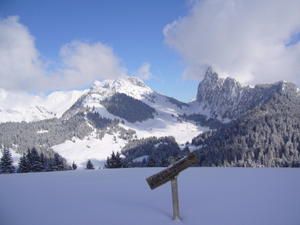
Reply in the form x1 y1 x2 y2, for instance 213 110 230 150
0 0 199 101
1 0 300 101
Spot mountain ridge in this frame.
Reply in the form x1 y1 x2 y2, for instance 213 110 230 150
1 70 300 167
192 71 300 167
0 76 204 167
196 67 299 121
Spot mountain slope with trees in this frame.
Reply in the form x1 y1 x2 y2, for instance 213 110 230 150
192 80 300 167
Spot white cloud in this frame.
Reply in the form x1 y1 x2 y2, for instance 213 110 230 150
164 0 300 85
0 16 44 90
135 62 152 80
0 16 127 92
49 41 126 90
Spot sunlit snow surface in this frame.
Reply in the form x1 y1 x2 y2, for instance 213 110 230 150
0 168 299 225
52 132 127 168
52 116 204 169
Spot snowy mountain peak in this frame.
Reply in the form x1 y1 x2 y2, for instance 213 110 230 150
90 76 153 100
197 68 242 105
201 67 242 92
61 76 157 120
203 66 219 82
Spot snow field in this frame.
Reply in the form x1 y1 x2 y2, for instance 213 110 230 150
0 168 299 225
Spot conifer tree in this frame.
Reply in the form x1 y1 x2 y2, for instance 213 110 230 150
114 152 122 168
51 153 65 171
40 153 46 171
17 153 30 173
147 156 156 167
105 152 123 168
105 156 111 168
28 148 44 172
105 152 114 168
47 158 55 171
86 160 94 169
110 152 117 168
0 149 15 173
72 161 77 170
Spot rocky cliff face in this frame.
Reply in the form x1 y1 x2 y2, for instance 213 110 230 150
196 67 296 121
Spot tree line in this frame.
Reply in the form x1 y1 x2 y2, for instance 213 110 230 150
0 149 126 174
0 148 71 174
0 135 188 174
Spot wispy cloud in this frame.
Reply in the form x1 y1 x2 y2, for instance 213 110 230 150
0 16 149 92
49 41 127 90
135 62 152 80
164 0 300 85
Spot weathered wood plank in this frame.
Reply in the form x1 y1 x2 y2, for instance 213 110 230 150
146 152 198 190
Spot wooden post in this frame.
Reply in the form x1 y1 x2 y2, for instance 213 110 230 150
171 176 180 220
146 153 199 221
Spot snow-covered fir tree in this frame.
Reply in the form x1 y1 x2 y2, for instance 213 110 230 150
17 153 30 173
27 148 44 172
0 149 15 174
105 152 123 168
16 148 69 173
51 153 66 171
86 160 94 169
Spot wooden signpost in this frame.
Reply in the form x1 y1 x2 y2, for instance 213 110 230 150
146 152 198 220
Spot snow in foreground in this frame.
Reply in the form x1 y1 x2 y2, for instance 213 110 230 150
0 168 299 225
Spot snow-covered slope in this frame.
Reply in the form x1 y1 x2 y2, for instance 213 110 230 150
49 77 207 167
0 168 299 225
67 76 205 142
52 130 128 168
1 76 210 168
0 88 86 123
